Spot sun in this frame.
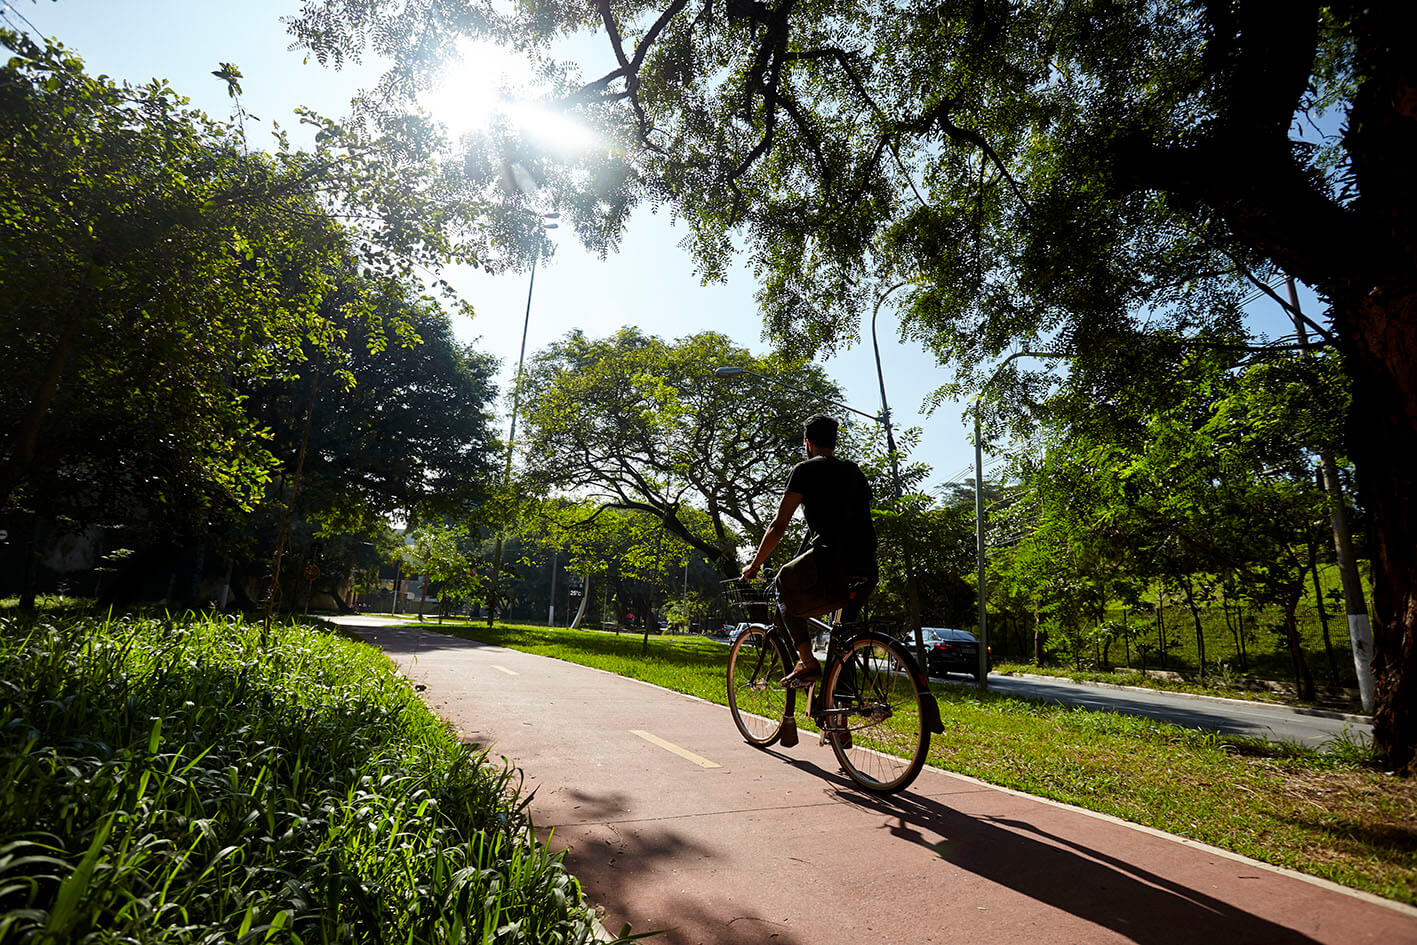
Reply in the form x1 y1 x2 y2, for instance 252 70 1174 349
420 38 598 153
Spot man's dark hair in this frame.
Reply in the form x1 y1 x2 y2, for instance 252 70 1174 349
803 414 839 450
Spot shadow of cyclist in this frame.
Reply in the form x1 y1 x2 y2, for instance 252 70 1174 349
760 752 1332 945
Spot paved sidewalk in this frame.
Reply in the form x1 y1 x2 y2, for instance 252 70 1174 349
336 619 1417 945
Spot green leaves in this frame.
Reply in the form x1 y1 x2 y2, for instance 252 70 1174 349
211 62 242 98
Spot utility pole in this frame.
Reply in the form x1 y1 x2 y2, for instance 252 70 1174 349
1286 277 1375 711
391 559 401 616
487 213 559 625
871 287 926 671
548 549 558 627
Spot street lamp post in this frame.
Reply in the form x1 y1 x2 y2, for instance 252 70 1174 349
869 286 925 668
971 350 1064 686
486 212 559 626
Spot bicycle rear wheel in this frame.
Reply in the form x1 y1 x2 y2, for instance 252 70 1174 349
727 626 791 746
823 635 930 793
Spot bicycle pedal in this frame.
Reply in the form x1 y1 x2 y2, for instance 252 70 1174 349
821 727 852 751
779 716 799 748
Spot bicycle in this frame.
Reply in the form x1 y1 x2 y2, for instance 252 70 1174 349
722 571 943 794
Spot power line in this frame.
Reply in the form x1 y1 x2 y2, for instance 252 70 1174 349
0 2 46 38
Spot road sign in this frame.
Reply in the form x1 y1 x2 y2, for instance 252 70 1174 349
304 563 321 582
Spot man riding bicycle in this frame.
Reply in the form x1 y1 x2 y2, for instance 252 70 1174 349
742 414 878 688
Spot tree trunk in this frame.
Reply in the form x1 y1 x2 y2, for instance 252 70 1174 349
330 585 353 614
1222 587 1240 666
1031 602 1045 664
642 601 656 656
1238 605 1248 671
1307 539 1340 684
1343 294 1417 764
1283 577 1317 703
1289 276 1376 706
1157 591 1167 670
1122 606 1131 668
1181 577 1207 679
1319 451 1377 711
486 537 505 626
262 372 319 639
0 320 80 511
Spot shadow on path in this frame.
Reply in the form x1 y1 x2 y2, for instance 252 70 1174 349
785 753 1325 945
534 788 805 945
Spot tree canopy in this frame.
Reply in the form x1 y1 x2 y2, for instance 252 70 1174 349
518 327 845 572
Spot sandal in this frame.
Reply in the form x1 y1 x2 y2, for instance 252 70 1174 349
780 662 822 689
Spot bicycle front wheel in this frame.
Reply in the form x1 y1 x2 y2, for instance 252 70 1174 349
727 626 791 746
823 635 930 793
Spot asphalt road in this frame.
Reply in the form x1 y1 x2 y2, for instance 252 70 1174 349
937 671 1372 749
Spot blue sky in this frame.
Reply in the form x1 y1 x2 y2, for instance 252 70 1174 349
10 0 1315 496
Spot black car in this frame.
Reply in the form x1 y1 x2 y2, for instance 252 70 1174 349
901 627 991 679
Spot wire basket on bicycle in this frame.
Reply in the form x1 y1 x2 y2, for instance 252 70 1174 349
723 576 776 623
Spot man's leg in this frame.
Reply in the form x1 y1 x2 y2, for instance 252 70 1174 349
778 605 821 686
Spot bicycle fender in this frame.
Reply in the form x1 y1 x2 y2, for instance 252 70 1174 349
919 691 944 734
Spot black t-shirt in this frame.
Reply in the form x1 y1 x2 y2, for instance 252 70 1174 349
784 455 877 575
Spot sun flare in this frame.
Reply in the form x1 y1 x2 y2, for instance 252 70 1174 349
420 39 598 153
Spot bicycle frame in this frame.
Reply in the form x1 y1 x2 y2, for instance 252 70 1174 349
723 574 944 739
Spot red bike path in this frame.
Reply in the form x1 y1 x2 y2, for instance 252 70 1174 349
335 619 1417 945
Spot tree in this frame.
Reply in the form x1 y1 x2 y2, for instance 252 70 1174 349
245 286 501 536
518 328 844 573
523 498 717 636
871 492 975 632
1011 343 1336 692
403 522 471 621
1 27 505 556
291 3 1417 767
0 31 350 528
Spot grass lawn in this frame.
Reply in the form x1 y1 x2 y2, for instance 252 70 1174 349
0 611 624 944
419 619 1417 906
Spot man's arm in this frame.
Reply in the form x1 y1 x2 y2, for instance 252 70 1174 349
742 491 803 579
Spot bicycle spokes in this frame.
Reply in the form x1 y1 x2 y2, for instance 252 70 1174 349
824 637 929 793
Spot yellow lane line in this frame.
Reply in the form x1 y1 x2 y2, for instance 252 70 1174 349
492 665 519 676
630 730 722 769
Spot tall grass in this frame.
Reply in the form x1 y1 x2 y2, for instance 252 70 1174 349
0 611 626 944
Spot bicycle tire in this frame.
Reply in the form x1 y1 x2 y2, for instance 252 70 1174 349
823 634 931 793
727 625 792 746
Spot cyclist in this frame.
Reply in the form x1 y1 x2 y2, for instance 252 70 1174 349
742 414 878 688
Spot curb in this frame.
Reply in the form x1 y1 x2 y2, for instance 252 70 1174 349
989 671 1372 725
